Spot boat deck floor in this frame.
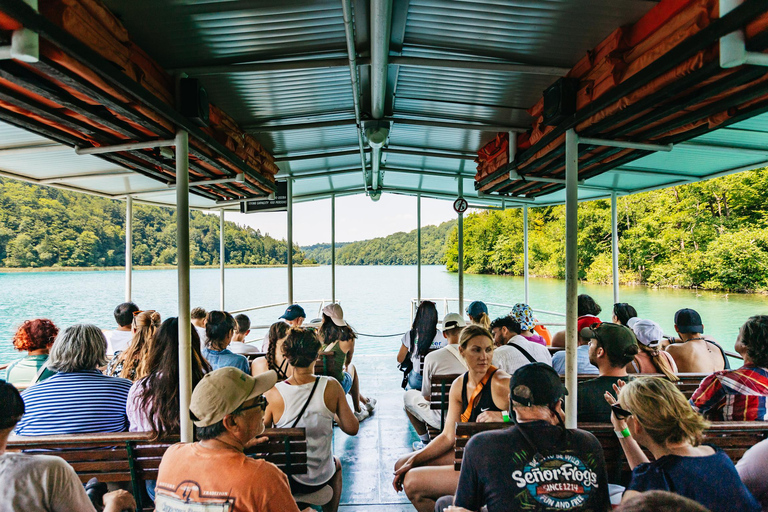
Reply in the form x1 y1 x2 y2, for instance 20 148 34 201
335 354 418 511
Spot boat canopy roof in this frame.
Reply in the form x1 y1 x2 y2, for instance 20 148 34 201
1 0 768 209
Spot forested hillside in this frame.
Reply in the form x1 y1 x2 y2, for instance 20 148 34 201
302 220 456 265
446 167 768 292
0 178 308 267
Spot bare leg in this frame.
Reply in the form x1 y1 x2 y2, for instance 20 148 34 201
405 409 427 436
347 364 362 413
322 457 342 512
404 465 460 512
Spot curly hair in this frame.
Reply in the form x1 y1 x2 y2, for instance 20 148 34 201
739 315 768 368
282 327 321 368
266 321 290 372
13 319 59 352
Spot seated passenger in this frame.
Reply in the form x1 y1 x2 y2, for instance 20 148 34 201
318 304 375 421
509 303 546 346
106 310 161 380
104 301 139 356
626 318 678 379
201 310 250 374
190 306 207 344
262 304 306 351
665 308 729 373
154 368 303 512
264 327 359 512
397 301 443 391
5 319 58 387
448 363 610 512
0 381 136 512
616 491 711 512
737 438 768 510
403 313 467 448
252 321 292 379
490 315 551 375
393 325 510 512
465 301 490 330
612 302 638 327
14 324 132 436
690 315 768 421
228 313 261 355
551 315 600 375
605 377 760 511
577 322 638 423
551 294 602 348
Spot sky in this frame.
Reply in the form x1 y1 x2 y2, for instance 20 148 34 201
224 194 461 246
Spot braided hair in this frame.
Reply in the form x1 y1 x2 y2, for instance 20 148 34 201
266 321 290 372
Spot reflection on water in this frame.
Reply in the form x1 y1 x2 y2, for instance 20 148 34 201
1 265 766 366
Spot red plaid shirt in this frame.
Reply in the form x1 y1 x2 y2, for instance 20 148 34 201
690 365 768 421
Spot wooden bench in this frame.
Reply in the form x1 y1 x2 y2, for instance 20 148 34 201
426 373 461 438
7 427 307 511
558 373 707 399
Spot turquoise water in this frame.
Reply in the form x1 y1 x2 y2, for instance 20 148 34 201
1 265 766 368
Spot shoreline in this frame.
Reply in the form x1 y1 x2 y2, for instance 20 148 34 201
0 264 320 273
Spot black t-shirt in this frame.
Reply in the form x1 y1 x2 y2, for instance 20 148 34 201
577 376 623 423
454 421 610 512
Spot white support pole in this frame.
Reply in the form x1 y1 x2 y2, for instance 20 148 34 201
287 179 294 305
331 194 336 303
458 180 465 314
219 209 225 310
417 194 422 302
611 191 620 304
564 128 579 429
124 196 132 303
523 205 529 305
175 129 193 443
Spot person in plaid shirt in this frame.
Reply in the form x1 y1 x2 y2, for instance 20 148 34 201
690 315 768 421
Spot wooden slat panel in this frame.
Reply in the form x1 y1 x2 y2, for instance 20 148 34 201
68 460 131 473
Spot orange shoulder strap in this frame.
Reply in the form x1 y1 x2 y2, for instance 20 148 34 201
460 366 497 422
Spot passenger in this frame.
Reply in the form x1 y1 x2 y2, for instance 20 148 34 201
14 324 132 435
190 306 207 344
445 363 610 512
104 301 139 355
665 308 728 373
201 310 250 374
252 321 292 379
605 377 760 511
509 303 546 346
490 315 551 375
626 318 678 379
403 313 468 449
551 294 602 348
551 315 601 375
105 310 161 380
616 491 711 512
690 315 768 421
262 304 306 351
264 327 359 512
577 322 638 422
228 313 262 355
0 381 136 512
612 302 638 326
318 304 375 421
397 300 443 391
465 301 490 330
736 439 768 510
154 368 303 512
392 325 510 512
5 319 58 387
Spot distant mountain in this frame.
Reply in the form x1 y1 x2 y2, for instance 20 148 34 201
301 220 456 265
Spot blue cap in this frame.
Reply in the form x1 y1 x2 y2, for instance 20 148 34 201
280 304 306 321
466 301 488 318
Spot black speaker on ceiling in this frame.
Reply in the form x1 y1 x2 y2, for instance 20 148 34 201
542 77 579 127
179 78 210 127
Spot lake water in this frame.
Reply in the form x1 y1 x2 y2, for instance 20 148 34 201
1 265 767 368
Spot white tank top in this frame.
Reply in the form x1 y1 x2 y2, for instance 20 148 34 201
275 376 335 485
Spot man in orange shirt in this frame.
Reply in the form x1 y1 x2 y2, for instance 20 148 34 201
154 367 304 512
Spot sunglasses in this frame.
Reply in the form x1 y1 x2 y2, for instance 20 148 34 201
237 395 268 413
611 403 632 421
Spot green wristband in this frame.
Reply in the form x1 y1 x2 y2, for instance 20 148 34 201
502 411 511 423
615 427 631 439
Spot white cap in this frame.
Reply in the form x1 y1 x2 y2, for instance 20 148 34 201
631 319 664 347
626 317 640 329
322 303 347 327
442 313 466 330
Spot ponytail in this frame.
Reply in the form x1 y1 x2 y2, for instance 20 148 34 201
471 312 491 330
641 344 678 381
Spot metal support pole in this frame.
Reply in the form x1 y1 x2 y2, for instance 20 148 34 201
219 209 225 310
175 129 193 443
331 194 336 303
523 206 529 305
287 178 294 304
611 191 620 304
124 196 132 302
458 180 464 314
564 129 579 429
417 194 422 302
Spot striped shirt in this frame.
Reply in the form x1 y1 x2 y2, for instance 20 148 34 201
690 365 768 421
14 370 132 436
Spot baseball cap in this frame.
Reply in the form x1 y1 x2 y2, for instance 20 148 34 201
510 363 568 406
631 319 665 347
466 301 488 318
674 308 703 334
442 313 466 330
280 304 306 321
190 368 277 427
322 303 347 327
626 317 640 330
577 315 601 334
580 322 638 360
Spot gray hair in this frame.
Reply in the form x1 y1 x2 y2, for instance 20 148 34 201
48 324 108 372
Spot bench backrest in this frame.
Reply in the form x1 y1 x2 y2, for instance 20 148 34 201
429 373 461 431
558 373 707 399
314 351 336 378
245 352 267 363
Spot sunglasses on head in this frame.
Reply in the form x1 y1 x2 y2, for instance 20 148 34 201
611 403 632 421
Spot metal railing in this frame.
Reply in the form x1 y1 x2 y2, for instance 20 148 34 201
231 299 336 343
410 297 565 326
